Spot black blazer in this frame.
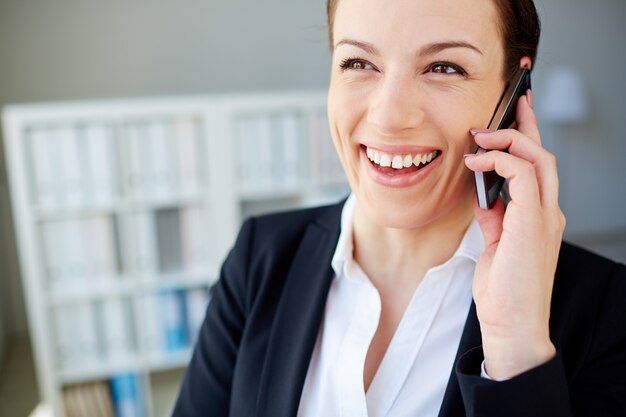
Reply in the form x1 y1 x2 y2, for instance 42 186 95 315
172 201 626 417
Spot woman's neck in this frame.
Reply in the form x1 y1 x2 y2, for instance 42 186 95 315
352 194 475 292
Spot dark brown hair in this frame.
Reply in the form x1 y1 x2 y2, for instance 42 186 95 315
326 0 541 81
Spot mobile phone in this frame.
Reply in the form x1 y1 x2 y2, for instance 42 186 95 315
474 67 531 209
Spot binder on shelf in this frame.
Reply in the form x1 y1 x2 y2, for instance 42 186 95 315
308 111 344 184
42 220 69 289
53 305 78 369
57 125 86 206
81 215 118 285
257 115 273 189
138 293 164 356
174 116 202 195
123 211 158 278
161 290 189 352
75 302 101 366
63 381 116 417
276 113 302 188
155 208 183 274
27 127 58 208
97 298 134 362
148 120 175 198
125 122 144 198
43 218 102 290
235 116 255 189
110 373 145 417
180 206 210 272
93 380 116 417
83 124 116 204
53 303 100 368
186 287 211 345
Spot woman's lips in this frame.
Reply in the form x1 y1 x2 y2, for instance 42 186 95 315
360 145 442 187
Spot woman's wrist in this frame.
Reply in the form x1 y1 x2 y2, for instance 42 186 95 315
482 331 556 380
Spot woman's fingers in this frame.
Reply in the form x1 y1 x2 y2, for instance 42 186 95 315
516 91 541 145
465 150 541 209
470 128 560 208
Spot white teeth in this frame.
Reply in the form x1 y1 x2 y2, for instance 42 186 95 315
366 146 438 170
379 154 392 167
391 155 403 168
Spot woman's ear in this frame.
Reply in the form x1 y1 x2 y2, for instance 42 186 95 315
520 56 532 70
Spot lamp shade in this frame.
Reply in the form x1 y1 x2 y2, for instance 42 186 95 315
537 66 589 124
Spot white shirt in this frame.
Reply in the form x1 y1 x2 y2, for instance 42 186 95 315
297 194 484 417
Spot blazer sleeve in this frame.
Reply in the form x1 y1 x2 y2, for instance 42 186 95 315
171 219 254 417
455 262 626 417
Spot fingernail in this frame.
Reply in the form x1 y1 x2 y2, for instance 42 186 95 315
527 89 534 109
463 153 477 159
469 128 492 136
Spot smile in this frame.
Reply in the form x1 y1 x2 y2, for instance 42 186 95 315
363 145 441 176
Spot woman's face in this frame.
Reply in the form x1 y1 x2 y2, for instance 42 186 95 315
328 0 507 229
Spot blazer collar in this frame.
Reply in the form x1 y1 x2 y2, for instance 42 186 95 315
255 200 344 417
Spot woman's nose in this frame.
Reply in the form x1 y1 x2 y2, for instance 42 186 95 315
367 77 424 136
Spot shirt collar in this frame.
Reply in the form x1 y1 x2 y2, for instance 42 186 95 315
330 193 484 276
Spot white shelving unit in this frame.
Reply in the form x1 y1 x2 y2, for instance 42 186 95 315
2 91 349 417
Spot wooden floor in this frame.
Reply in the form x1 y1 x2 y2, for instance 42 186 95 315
0 337 40 417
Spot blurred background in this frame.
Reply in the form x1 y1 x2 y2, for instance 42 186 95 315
0 0 624 416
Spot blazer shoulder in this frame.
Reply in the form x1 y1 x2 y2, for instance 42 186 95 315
552 241 626 334
557 241 626 278
243 199 344 252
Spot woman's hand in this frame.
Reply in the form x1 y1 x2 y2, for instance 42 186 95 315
464 90 566 380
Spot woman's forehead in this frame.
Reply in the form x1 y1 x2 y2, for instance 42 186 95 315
332 0 501 54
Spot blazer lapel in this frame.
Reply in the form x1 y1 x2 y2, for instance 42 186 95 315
255 208 342 417
438 301 482 417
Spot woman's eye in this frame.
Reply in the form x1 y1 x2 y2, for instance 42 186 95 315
430 63 466 76
339 58 374 71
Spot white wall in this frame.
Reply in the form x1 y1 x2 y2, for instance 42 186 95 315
533 0 626 259
0 0 625 336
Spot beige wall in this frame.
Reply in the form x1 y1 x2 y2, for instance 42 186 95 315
0 0 625 337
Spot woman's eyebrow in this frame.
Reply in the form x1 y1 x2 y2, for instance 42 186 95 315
419 41 483 56
334 38 483 57
334 39 379 55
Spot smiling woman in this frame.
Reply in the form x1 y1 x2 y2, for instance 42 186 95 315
172 1 626 416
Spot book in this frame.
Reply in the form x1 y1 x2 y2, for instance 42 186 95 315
185 287 211 345
278 113 302 188
83 124 116 204
138 293 164 357
125 122 150 198
148 120 174 198
57 125 85 206
42 220 68 288
180 206 210 272
125 211 157 278
161 290 189 352
97 298 133 362
110 373 145 417
155 208 183 274
27 127 58 208
174 116 201 195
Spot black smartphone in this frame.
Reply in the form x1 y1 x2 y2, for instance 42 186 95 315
474 67 531 209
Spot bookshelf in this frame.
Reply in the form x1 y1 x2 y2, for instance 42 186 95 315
2 91 349 417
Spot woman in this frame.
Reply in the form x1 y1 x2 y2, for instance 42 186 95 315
173 0 626 415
